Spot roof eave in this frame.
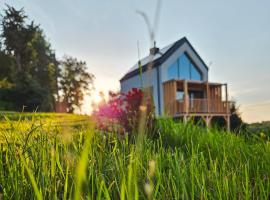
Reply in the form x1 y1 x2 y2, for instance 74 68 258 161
120 60 161 82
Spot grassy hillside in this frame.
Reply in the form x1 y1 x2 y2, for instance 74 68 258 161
249 121 270 137
0 112 269 199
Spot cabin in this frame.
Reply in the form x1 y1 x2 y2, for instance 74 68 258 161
120 37 231 130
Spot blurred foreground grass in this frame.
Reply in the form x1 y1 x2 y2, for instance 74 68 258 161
0 112 269 199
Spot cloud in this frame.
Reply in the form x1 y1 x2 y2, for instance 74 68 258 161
230 87 260 96
242 100 270 108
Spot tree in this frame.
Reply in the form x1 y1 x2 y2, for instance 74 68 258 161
59 56 94 113
0 5 94 112
30 28 59 109
1 5 38 73
0 50 15 84
230 102 247 133
0 5 59 111
12 73 50 111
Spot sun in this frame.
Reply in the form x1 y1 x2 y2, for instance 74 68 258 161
80 90 108 115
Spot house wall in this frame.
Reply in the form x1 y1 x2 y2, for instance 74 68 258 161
120 68 159 115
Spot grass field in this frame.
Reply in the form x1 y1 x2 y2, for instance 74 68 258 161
0 112 269 199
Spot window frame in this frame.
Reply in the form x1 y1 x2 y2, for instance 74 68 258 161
167 52 203 81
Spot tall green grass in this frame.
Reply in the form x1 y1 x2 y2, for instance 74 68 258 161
0 113 269 199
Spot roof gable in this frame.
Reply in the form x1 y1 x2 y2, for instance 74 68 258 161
120 37 208 82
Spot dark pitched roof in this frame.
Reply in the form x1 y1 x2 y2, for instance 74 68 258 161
120 37 209 82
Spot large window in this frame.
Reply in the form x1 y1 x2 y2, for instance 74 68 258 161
167 61 178 80
190 63 201 80
167 53 202 81
179 54 190 79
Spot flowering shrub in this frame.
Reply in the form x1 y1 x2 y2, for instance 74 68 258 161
93 88 155 135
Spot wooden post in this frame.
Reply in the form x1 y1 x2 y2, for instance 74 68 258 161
172 81 177 116
205 116 212 129
183 80 189 114
206 82 210 113
225 84 229 114
226 115 230 132
224 84 230 132
183 115 188 124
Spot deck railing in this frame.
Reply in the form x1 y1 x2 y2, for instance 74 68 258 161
166 98 230 116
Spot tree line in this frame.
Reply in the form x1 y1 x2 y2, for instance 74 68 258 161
0 5 94 113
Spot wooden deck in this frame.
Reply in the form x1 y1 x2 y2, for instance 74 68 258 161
163 79 231 130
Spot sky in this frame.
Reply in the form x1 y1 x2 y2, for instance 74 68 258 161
1 0 270 123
